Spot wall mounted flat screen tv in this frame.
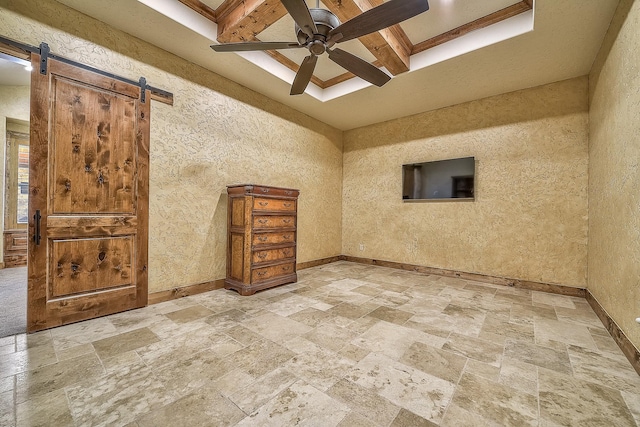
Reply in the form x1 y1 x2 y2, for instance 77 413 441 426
402 157 475 201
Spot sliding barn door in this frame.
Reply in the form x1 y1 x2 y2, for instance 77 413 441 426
27 54 150 332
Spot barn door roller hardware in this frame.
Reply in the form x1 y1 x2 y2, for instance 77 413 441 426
0 36 173 105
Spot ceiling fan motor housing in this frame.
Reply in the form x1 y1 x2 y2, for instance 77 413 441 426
296 8 340 49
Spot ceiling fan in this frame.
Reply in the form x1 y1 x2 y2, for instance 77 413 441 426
210 0 430 95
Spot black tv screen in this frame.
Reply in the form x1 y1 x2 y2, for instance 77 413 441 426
402 157 475 201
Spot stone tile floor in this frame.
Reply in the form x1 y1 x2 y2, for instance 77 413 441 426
1 261 639 426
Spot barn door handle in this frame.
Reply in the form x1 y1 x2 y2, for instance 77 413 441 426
33 210 42 245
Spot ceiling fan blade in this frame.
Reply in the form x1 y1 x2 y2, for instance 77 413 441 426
211 41 303 52
291 55 318 95
329 0 429 43
281 0 318 38
328 48 390 87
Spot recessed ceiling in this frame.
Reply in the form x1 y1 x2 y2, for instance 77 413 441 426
52 0 619 130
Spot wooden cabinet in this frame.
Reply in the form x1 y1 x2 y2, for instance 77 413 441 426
225 184 299 295
3 229 27 267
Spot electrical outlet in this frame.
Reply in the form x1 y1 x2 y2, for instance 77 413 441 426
359 243 364 251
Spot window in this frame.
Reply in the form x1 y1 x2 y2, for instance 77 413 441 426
17 144 29 224
4 129 29 229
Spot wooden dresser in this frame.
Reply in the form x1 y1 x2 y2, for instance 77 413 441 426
225 184 299 296
3 229 28 267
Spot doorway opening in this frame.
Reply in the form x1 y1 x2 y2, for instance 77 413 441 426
0 53 30 338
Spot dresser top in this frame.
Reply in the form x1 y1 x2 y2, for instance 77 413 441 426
227 184 300 197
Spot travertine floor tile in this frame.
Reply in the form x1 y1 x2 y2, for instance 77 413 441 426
352 320 447 360
450 373 538 426
3 262 638 427
164 304 214 324
50 317 118 351
327 378 400 426
137 386 245 427
554 305 604 328
66 361 175 426
498 357 538 396
241 312 312 343
16 389 72 427
303 322 358 353
15 353 104 403
0 389 14 427
337 411 375 427
287 307 333 327
347 352 456 423
510 302 557 325
400 341 466 383
228 367 297 414
283 346 355 391
391 408 439 426
137 325 241 369
263 294 319 317
0 376 13 394
538 368 636 426
213 369 256 398
622 391 640 426
567 344 640 394
532 292 576 309
0 342 57 377
503 339 573 375
368 305 414 325
154 351 234 397
92 327 160 360
443 332 503 367
534 317 597 349
236 381 350 427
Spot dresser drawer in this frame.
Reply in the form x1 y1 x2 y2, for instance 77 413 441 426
253 215 295 229
252 232 295 246
252 262 295 283
253 197 296 212
250 185 299 198
252 246 296 264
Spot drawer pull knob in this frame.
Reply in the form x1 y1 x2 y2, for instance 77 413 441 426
284 250 292 257
284 203 292 208
258 236 268 242
261 188 269 193
283 219 291 224
259 201 269 207
258 219 268 225
257 271 267 277
257 252 267 259
282 266 291 272
283 235 291 240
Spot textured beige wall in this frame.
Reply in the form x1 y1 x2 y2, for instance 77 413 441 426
588 0 640 349
343 78 589 287
0 0 343 292
0 85 31 264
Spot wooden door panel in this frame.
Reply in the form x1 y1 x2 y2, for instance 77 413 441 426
51 76 137 214
50 236 134 298
28 54 149 332
46 216 138 238
231 198 245 227
230 234 244 280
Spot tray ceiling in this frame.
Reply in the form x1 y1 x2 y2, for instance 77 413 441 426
46 0 621 129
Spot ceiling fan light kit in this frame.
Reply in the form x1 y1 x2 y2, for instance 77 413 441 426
211 0 430 96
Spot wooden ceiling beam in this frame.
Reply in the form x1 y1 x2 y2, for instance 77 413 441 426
412 1 533 54
177 0 217 22
216 0 288 43
322 0 412 76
